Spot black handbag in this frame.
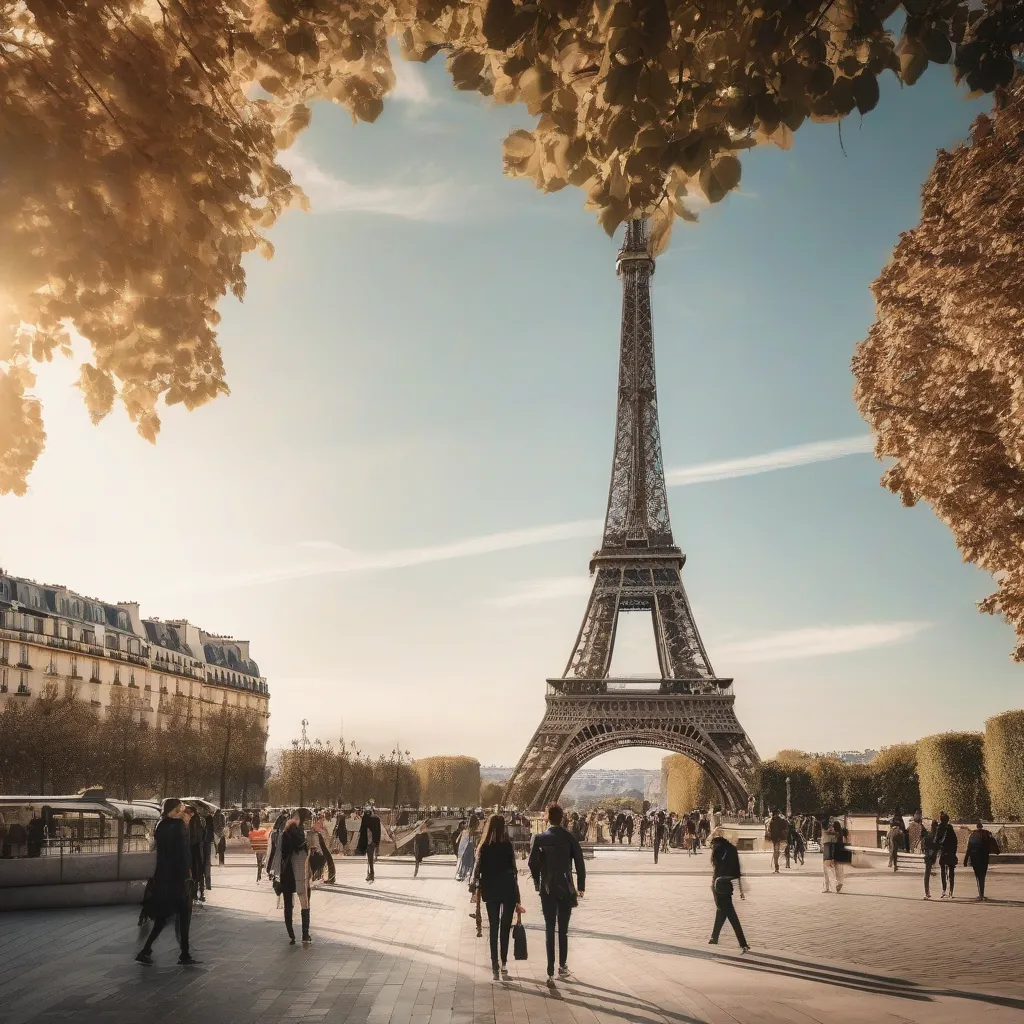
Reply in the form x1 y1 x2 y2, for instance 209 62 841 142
512 913 528 961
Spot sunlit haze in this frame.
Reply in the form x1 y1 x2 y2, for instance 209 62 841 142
2 59 1014 771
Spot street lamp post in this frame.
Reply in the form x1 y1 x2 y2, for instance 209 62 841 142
391 743 410 813
785 776 792 818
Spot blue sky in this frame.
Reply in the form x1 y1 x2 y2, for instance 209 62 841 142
4 55 1018 770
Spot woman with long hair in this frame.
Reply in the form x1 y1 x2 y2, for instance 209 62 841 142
455 824 476 881
356 806 381 884
473 814 524 981
707 832 749 952
280 808 313 944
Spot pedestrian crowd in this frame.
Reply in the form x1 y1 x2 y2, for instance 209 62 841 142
133 796 1005 974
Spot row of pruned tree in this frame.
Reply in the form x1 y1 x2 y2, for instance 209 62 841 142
753 709 1024 821
266 741 422 809
0 685 266 806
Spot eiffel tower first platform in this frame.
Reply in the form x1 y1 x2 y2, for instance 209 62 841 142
502 220 760 812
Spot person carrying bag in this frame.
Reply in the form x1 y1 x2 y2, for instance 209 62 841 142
528 803 585 985
473 814 525 981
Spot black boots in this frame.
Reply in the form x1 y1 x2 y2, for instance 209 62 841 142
285 905 295 944
301 909 311 944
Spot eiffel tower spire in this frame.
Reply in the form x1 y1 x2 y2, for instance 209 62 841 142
501 220 760 812
603 217 674 552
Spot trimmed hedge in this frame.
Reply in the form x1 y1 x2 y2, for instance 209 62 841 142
414 756 481 807
808 758 847 816
754 759 816 814
662 755 719 814
872 743 920 814
984 710 1024 821
917 732 990 820
842 764 877 812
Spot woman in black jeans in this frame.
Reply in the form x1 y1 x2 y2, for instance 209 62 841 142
473 814 524 981
708 833 750 952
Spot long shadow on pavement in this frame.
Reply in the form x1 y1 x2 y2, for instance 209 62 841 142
313 884 449 910
559 924 1024 1011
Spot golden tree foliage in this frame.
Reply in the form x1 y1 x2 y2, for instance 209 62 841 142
414 755 481 806
662 753 719 813
853 77 1024 659
2 1 1018 493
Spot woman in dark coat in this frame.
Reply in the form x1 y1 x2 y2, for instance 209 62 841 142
280 808 312 944
356 807 382 883
473 814 524 980
136 799 199 966
935 811 959 899
708 833 749 952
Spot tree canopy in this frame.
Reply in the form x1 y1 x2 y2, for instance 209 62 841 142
2 1 1018 493
853 76 1024 660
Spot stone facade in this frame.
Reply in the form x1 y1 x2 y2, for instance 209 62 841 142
0 569 269 729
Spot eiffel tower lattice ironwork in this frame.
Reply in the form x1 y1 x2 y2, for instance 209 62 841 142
503 219 760 812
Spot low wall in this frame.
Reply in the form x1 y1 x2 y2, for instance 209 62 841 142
0 879 147 912
0 851 154 889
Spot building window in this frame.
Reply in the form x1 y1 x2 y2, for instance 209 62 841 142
1 641 8 665
18 644 29 668
70 655 80 679
113 668 121 685
91 660 101 682
105 634 117 651
0 667 7 693
46 656 57 675
18 670 28 693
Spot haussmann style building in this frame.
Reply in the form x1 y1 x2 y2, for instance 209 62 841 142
0 569 269 729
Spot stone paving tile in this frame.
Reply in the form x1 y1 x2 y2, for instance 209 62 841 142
0 851 1023 1024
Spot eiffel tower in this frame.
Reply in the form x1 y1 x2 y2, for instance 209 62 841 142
503 219 760 812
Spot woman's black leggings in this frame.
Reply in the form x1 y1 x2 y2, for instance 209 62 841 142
940 862 955 894
485 899 516 966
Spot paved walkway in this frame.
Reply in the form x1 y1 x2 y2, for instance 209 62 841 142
1 849 1023 1024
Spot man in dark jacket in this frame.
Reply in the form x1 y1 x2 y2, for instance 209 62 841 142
964 821 996 900
413 821 431 877
528 803 586 983
136 798 199 966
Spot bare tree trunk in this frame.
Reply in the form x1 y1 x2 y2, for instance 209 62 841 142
219 716 233 809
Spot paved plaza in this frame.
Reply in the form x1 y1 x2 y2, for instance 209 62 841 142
2 849 1023 1024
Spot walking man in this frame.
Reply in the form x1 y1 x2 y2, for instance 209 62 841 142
935 812 959 899
529 803 586 985
964 820 996 900
357 806 381 883
136 798 200 966
653 811 667 865
413 821 431 878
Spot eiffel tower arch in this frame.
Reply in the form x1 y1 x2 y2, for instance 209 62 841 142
503 220 760 812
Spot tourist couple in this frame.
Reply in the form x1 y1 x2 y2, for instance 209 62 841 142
471 803 586 984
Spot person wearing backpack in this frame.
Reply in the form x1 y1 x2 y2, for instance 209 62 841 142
528 803 586 985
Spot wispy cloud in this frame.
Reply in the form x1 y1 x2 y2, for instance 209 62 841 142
665 435 874 487
190 435 874 592
717 622 930 664
200 520 602 591
279 149 456 220
484 576 592 607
